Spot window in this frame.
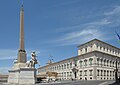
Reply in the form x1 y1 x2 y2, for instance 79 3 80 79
70 72 72 77
107 71 109 76
89 58 93 65
70 62 72 68
96 43 99 49
80 61 82 67
90 45 93 51
104 59 106 66
59 65 61 70
103 47 105 51
101 70 103 76
64 72 66 78
64 64 66 69
80 71 82 76
97 58 99 65
67 64 69 69
107 60 109 66
113 62 114 67
67 72 69 77
89 70 93 76
85 47 87 53
97 70 99 76
84 59 87 66
62 65 64 69
104 70 106 76
110 61 112 67
84 70 87 76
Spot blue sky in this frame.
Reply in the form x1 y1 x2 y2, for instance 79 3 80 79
0 0 120 74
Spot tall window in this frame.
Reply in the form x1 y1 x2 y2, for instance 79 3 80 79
84 59 87 67
59 65 61 70
67 64 69 69
104 59 106 66
104 70 106 76
64 72 66 78
97 70 99 76
80 61 82 67
85 47 87 53
110 61 112 67
89 58 93 66
107 71 109 76
107 60 109 66
97 58 99 65
67 72 69 77
84 70 87 76
90 45 93 51
101 70 103 76
89 70 93 76
80 71 82 76
62 65 63 69
64 64 66 69
113 62 114 67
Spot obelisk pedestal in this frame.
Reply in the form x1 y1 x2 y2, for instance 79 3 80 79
8 67 36 84
8 5 36 84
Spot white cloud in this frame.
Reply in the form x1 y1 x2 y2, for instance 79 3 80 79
88 19 111 26
104 6 120 15
49 5 120 46
54 27 107 46
103 6 120 27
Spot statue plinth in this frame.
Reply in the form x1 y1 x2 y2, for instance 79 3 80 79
8 65 36 84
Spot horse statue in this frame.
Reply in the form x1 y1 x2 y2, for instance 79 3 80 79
26 51 40 68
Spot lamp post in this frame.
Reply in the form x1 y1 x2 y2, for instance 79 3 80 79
115 57 118 82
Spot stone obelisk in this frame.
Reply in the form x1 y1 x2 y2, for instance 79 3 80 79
8 5 36 84
17 4 26 63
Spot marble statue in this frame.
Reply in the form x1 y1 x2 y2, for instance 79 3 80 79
26 51 40 68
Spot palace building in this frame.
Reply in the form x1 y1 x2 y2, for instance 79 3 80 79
37 39 120 80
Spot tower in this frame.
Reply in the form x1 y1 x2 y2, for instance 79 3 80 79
17 5 26 63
